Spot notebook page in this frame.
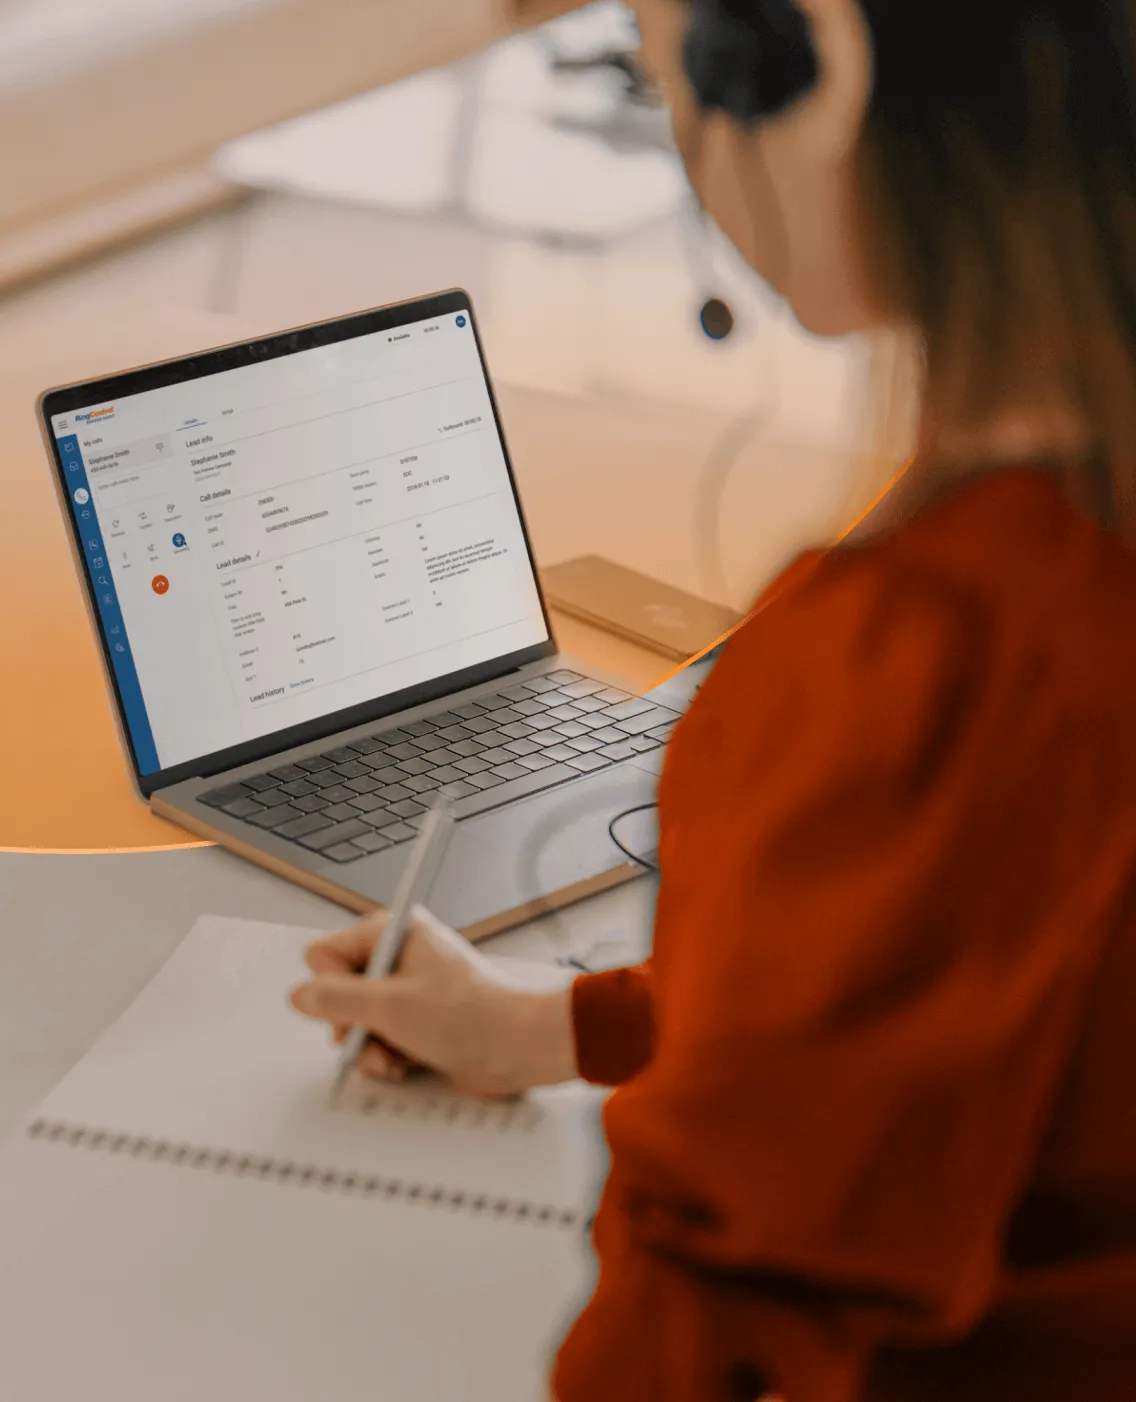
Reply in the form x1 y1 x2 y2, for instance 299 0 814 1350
0 1130 591 1402
29 916 608 1217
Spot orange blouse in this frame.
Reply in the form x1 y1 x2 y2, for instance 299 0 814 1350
553 468 1136 1402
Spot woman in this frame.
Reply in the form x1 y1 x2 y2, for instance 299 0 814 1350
291 1 1136 1398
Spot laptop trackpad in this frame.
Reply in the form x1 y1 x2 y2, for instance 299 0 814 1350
360 762 660 933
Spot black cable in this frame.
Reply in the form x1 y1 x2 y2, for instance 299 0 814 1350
607 802 660 873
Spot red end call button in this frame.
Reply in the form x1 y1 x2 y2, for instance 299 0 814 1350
151 575 169 595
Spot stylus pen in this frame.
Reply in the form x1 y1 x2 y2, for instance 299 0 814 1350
330 795 455 1103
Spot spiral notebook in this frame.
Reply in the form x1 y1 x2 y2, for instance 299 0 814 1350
0 916 608 1401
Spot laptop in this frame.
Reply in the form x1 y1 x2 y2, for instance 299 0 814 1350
40 290 685 940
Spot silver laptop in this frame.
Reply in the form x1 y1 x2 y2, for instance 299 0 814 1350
40 290 684 939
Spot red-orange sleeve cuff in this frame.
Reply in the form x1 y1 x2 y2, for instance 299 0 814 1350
571 963 655 1087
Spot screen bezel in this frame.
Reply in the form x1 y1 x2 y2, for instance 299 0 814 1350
40 289 557 799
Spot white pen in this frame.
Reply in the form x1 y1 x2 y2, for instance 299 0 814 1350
330 795 455 1103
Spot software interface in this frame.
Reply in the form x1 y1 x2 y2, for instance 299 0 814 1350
52 312 549 775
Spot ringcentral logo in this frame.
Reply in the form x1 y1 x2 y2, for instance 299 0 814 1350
75 406 116 425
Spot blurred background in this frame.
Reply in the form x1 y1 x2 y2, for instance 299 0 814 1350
0 0 915 851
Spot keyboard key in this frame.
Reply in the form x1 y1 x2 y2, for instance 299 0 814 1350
439 780 479 799
266 764 307 783
323 747 360 764
542 743 579 762
423 711 461 728
516 753 556 771
258 787 299 808
573 695 609 714
547 669 583 684
220 796 266 818
499 684 533 702
647 724 678 742
247 803 306 829
409 733 449 752
280 778 319 797
483 707 523 726
277 812 335 840
473 693 515 711
631 735 661 752
595 687 631 704
396 756 434 776
317 784 356 804
401 719 438 736
332 760 370 779
437 724 474 743
455 755 492 775
378 784 414 803
466 771 505 790
380 728 415 744
292 793 332 813
526 714 562 732
602 697 655 722
355 831 393 853
404 774 441 794
295 755 335 773
552 721 589 740
347 737 386 755
616 708 679 737
348 793 388 813
449 738 485 758
323 842 368 864
566 736 603 753
491 761 530 781
388 799 426 819
298 819 373 851
520 675 560 693
547 704 584 722
382 743 418 762
511 698 544 717
324 803 362 822
374 821 418 843
588 726 627 745
559 678 604 699
201 783 252 808
308 770 346 789
366 764 407 785
243 773 282 792
344 775 380 795
448 764 578 817
427 747 462 765
565 752 611 774
429 764 467 784
462 715 498 734
451 702 488 719
504 737 541 756
498 721 535 740
599 741 638 761
478 747 514 767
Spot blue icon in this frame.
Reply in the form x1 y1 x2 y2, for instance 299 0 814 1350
114 643 125 654
172 532 186 549
456 315 467 328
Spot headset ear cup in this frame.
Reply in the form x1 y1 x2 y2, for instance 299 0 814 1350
682 0 820 124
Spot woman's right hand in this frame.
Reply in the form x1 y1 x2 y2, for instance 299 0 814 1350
289 905 579 1098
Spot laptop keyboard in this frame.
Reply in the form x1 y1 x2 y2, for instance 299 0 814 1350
196 670 680 865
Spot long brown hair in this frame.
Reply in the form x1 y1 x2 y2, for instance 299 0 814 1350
855 0 1136 539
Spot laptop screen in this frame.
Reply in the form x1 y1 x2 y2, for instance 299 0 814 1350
45 296 551 787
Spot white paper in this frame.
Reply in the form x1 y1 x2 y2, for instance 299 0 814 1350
30 916 608 1215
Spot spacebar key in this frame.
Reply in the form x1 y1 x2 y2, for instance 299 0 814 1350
448 764 578 818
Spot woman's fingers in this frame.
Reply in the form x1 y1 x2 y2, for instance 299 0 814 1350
303 913 388 975
290 971 410 1039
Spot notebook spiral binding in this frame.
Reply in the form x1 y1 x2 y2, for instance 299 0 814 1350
26 1118 584 1232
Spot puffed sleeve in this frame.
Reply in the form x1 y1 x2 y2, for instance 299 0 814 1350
552 543 1121 1402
